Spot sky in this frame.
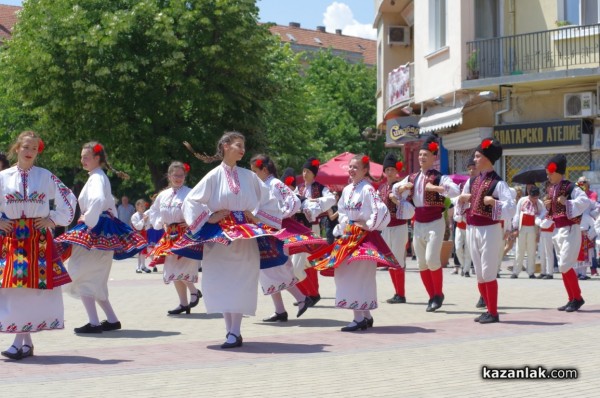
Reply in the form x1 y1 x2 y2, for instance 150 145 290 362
1 0 377 39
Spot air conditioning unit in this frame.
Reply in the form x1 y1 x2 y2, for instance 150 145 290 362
388 26 410 46
564 92 595 118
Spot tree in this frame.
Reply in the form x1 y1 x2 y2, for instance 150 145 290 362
0 0 281 193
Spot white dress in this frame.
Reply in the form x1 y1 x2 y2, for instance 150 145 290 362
64 168 118 300
333 180 390 311
147 186 200 283
0 165 76 333
182 163 282 315
259 175 301 295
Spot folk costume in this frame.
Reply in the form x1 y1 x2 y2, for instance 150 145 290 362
538 216 556 279
393 137 460 311
379 153 412 304
308 175 398 330
460 139 515 324
294 157 336 301
131 210 152 273
511 187 546 278
0 166 76 335
545 155 590 312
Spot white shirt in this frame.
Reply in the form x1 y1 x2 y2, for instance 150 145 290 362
264 175 301 219
79 168 117 229
147 186 191 229
334 179 390 236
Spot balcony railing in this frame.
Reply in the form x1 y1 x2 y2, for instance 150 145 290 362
466 23 600 80
387 62 414 109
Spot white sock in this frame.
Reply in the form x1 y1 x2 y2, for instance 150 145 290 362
97 299 119 323
81 296 100 326
271 292 285 313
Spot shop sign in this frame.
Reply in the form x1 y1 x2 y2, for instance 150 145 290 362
493 119 591 149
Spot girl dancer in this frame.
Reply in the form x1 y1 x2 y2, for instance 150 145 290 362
0 131 77 359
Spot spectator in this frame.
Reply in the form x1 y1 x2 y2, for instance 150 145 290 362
117 195 135 226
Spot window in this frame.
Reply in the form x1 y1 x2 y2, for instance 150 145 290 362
474 0 500 39
429 0 447 51
560 0 600 25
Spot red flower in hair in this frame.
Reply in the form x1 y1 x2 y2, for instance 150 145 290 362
284 176 295 186
361 155 370 164
481 139 492 149
145 202 150 209
37 139 45 154
547 162 557 174
311 159 320 167
183 163 190 173
428 142 439 153
93 144 103 153
395 161 403 171
255 159 263 168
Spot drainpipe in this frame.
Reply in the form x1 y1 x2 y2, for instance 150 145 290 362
495 85 512 125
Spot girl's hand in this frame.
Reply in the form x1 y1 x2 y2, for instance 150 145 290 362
208 210 229 224
244 210 260 224
0 219 13 233
34 217 55 230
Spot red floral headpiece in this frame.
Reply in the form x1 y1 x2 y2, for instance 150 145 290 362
255 159 263 168
284 176 295 186
144 202 150 208
546 162 557 174
311 159 320 167
481 139 492 149
93 144 103 153
395 161 403 171
428 142 439 153
361 155 370 164
37 139 45 154
183 163 190 173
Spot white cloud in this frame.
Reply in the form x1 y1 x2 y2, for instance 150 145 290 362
323 2 376 40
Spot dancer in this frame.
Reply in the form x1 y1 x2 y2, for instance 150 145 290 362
0 131 76 360
56 141 146 333
146 162 201 315
544 155 590 312
394 136 460 312
379 152 411 304
308 154 398 331
458 138 515 324
511 186 546 279
295 157 337 305
250 155 326 322
131 199 152 274
174 132 283 348
452 156 476 277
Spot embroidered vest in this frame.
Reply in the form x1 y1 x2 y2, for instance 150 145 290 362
467 171 501 226
379 183 407 227
547 180 581 228
408 170 445 223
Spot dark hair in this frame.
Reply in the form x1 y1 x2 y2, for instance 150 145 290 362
0 152 9 170
82 141 129 180
250 154 278 178
194 131 245 163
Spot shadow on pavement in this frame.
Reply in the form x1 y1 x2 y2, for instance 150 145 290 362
366 325 435 335
206 341 331 354
12 356 134 365
74 330 181 339
253 318 348 328
167 313 223 320
498 306 550 310
501 320 567 326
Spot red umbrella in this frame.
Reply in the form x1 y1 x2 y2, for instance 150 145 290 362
307 152 386 192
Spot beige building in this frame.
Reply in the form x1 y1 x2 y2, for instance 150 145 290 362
375 0 600 186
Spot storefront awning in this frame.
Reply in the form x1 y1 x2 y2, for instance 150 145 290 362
418 106 464 133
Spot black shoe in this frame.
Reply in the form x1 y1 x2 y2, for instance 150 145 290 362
543 275 554 280
451 268 459 275
135 269 143 273
537 274 546 279
142 267 151 274
557 300 574 311
386 294 407 304
189 290 202 308
474 312 488 322
464 272 470 277
152 267 158 272
425 298 434 312
510 274 518 279
340 319 368 332
365 317 374 328
529 274 536 279
475 296 487 308
478 312 500 324
308 295 321 307
20 344 34 359
429 295 443 311
167 305 191 315
296 297 313 318
565 298 585 312
221 333 243 349
100 320 122 331
1 345 23 360
74 323 103 334
263 312 288 322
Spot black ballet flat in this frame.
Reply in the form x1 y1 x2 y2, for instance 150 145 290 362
221 333 243 349
189 290 202 308
340 319 368 332
20 345 34 359
263 312 288 322
365 317 374 328
167 304 191 315
1 345 23 360
296 296 314 318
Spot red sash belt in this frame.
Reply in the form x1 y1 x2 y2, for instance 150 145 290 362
521 214 535 227
456 221 467 230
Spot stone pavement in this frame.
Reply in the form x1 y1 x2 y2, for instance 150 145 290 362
2 256 600 397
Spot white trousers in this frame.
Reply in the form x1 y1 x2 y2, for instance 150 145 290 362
454 226 471 273
514 226 537 276
468 223 503 282
552 225 581 273
539 231 555 275
413 217 445 270
381 224 408 268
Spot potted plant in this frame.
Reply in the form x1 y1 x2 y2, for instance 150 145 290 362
466 49 479 80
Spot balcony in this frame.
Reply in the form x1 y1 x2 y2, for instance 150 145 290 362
386 62 414 110
466 23 600 80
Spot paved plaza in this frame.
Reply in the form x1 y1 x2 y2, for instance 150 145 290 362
2 256 600 397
